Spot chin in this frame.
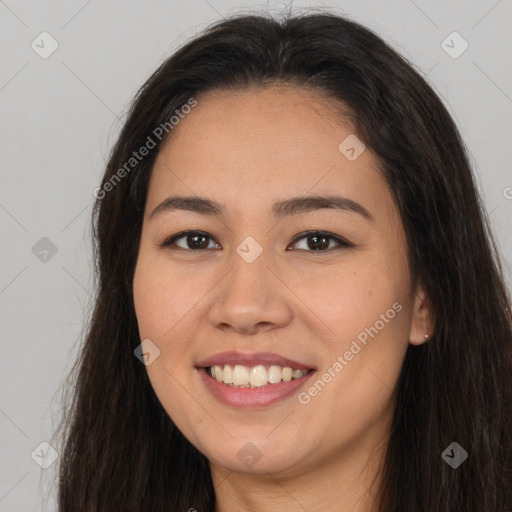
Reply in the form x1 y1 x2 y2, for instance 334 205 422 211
204 438 304 475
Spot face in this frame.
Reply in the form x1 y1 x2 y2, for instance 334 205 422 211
133 85 431 478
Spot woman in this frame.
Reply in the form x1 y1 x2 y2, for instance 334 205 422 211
55 11 512 512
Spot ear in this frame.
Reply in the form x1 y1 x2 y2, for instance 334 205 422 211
409 285 434 345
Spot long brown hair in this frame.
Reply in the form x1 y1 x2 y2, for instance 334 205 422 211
53 11 512 511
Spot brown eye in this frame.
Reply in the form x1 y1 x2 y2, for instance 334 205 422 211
161 231 220 250
289 231 352 252
160 230 352 253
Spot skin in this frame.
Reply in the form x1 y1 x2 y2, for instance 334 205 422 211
133 85 433 512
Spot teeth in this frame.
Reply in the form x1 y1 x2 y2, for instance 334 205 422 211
249 365 268 387
268 365 282 384
233 365 250 386
208 364 308 387
223 364 234 384
214 365 223 382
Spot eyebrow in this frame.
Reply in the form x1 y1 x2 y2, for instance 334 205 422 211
149 194 375 222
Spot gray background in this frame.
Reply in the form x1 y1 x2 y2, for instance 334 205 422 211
1 1 511 510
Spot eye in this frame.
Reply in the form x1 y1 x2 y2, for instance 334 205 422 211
160 231 220 251
288 231 353 252
160 230 353 253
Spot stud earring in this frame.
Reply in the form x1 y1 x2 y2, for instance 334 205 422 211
424 334 429 339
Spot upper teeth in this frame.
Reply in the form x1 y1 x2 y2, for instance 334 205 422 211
208 364 308 387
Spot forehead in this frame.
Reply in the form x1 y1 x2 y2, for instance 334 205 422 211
147 86 392 222
163 85 353 156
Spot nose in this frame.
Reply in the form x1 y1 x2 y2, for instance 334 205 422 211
207 250 293 335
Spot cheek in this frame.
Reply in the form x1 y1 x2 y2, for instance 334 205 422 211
289 259 408 348
303 262 410 418
133 254 196 342
133 257 207 437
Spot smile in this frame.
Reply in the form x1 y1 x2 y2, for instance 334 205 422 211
207 364 310 388
196 351 316 408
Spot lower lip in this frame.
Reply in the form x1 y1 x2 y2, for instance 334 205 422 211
197 368 316 408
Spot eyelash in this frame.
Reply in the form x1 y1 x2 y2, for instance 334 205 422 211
159 230 353 253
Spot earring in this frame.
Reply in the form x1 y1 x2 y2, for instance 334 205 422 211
424 334 429 339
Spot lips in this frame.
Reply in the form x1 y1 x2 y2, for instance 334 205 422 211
195 351 316 408
196 351 315 370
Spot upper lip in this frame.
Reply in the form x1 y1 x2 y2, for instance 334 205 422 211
196 351 315 370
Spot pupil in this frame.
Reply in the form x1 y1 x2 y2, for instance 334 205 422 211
185 234 330 250
308 235 328 250
189 235 208 249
